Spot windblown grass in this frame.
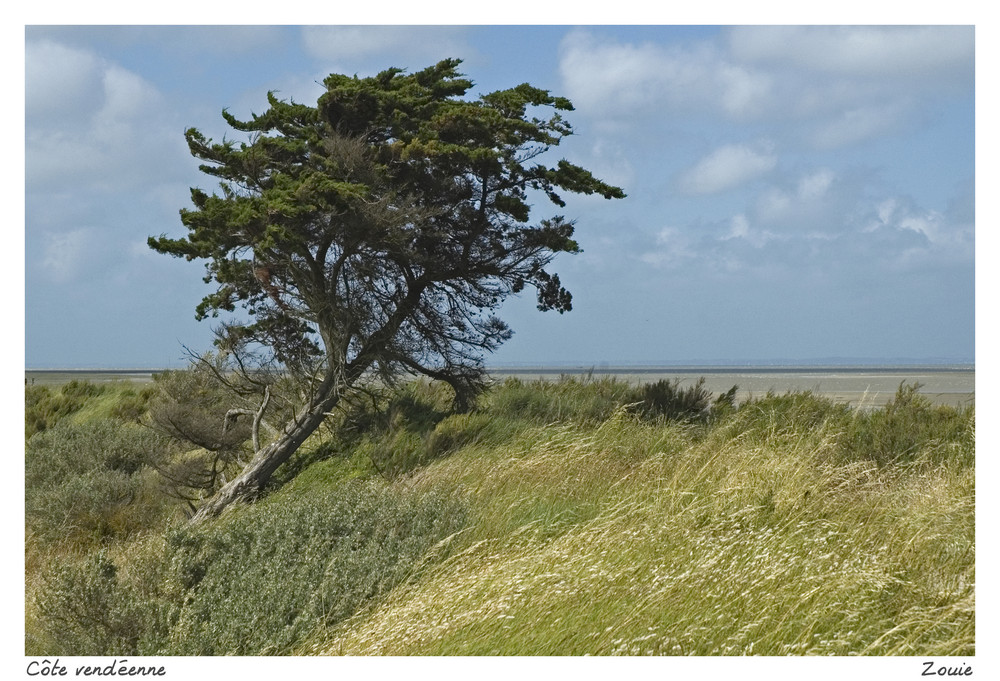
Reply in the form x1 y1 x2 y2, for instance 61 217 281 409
304 392 973 655
26 377 973 656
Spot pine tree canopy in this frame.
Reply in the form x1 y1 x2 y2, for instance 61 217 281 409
151 58 624 393
148 59 625 519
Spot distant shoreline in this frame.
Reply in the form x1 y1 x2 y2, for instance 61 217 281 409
24 362 975 374
25 364 974 408
488 364 975 375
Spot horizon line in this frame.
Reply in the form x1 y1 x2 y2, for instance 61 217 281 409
24 358 976 372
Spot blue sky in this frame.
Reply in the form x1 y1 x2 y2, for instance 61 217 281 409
24 24 976 368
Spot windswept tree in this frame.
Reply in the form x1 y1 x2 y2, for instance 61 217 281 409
150 59 625 521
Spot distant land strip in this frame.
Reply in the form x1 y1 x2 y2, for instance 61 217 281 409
488 364 975 375
25 364 974 409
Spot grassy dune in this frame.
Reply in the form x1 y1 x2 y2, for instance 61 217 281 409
305 405 973 655
25 377 974 656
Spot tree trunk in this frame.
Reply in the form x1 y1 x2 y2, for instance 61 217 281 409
189 388 340 524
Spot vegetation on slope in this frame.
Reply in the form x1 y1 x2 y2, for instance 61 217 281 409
25 375 974 656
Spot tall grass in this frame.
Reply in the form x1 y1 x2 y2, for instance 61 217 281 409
26 375 973 656
306 388 973 655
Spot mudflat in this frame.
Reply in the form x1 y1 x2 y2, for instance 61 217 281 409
25 365 974 407
490 366 975 408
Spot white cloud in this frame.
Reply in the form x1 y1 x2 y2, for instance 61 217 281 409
728 26 973 83
26 39 186 192
301 26 470 65
558 30 773 124
754 169 837 229
639 158 971 283
721 214 773 249
796 170 834 201
558 27 972 149
809 103 909 149
99 65 161 122
41 228 95 283
726 214 750 240
866 195 970 253
677 142 777 195
638 226 697 268
717 63 773 118
26 40 104 127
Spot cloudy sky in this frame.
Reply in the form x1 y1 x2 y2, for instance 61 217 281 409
24 24 975 368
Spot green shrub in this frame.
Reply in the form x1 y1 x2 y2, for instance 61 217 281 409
724 390 850 440
486 376 637 424
30 480 467 656
25 381 107 438
639 377 714 421
364 411 503 478
25 419 172 542
330 381 471 478
711 383 973 468
111 386 157 422
32 548 175 656
163 481 467 654
61 379 104 400
841 382 973 467
331 381 450 446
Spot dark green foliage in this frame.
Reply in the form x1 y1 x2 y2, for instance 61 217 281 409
327 380 455 478
713 384 739 412
146 60 624 516
25 419 172 542
425 412 497 457
334 382 448 437
25 380 107 438
840 383 973 466
639 377 714 421
363 392 451 477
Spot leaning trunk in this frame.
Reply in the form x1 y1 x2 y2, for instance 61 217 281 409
189 388 340 524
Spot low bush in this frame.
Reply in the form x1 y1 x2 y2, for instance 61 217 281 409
25 419 173 542
110 385 157 422
841 382 973 467
485 376 638 424
30 480 469 656
718 390 851 445
639 377 714 421
25 381 107 438
162 482 467 654
32 547 176 656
